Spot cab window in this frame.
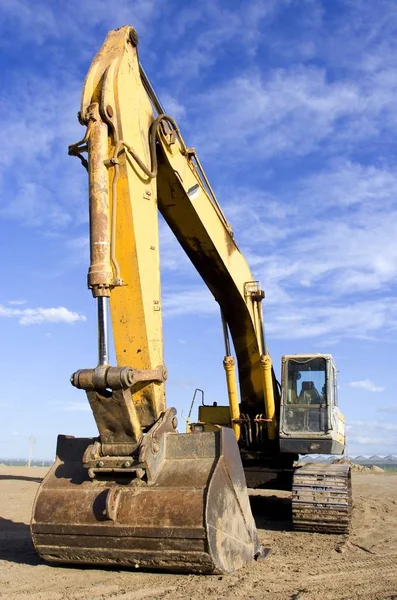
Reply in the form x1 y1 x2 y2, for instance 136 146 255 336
286 357 327 405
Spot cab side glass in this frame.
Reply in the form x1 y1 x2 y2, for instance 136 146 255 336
286 357 327 405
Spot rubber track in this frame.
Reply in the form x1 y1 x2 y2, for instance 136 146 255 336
292 463 352 534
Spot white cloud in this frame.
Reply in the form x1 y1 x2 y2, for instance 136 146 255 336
0 305 86 326
0 0 160 48
266 299 397 341
301 161 397 209
7 300 26 306
0 69 86 230
196 66 362 158
206 160 397 342
1 181 73 228
347 419 397 454
349 380 385 393
158 93 186 121
176 26 397 163
160 160 397 342
166 0 287 82
157 167 397 347
155 0 397 165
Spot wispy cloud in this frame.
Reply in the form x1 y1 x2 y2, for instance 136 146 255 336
347 419 397 453
300 160 397 210
165 0 287 83
267 299 397 341
0 5 167 233
160 157 397 343
210 160 397 342
0 69 86 230
193 66 363 159
349 380 385 393
157 93 187 121
168 1 397 164
0 305 86 326
0 0 160 50
7 300 27 306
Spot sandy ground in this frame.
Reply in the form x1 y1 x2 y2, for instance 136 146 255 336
0 466 396 600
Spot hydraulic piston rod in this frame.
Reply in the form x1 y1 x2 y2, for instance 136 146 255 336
221 311 240 440
97 296 109 366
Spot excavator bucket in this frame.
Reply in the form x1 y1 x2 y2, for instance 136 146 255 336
31 427 261 574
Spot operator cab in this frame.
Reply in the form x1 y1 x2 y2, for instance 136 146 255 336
279 354 345 455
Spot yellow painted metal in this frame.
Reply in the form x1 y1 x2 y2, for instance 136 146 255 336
192 405 231 432
156 132 266 414
335 408 346 445
198 405 231 426
223 357 241 440
80 26 165 426
259 355 277 440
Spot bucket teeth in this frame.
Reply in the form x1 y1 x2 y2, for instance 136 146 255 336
31 429 261 574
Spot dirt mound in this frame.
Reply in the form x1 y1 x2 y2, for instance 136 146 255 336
333 458 384 473
369 464 384 473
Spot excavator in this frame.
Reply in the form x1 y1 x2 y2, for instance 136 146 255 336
31 26 351 574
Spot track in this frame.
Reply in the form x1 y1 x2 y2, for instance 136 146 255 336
292 463 352 533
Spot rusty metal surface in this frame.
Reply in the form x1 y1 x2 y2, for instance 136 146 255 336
76 407 177 483
31 429 260 574
68 367 168 458
292 463 352 534
86 388 142 455
71 365 167 391
84 102 113 297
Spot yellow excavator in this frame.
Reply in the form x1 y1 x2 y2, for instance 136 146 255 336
31 26 351 574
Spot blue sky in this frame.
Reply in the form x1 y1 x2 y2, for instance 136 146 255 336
1 0 397 459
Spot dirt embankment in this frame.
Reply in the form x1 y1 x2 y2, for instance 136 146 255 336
0 466 396 600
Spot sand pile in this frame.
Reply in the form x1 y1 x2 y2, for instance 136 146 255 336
333 458 384 473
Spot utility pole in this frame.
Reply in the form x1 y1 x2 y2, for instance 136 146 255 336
27 436 36 467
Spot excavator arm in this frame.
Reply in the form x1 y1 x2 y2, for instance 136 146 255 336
67 25 278 444
75 25 277 438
